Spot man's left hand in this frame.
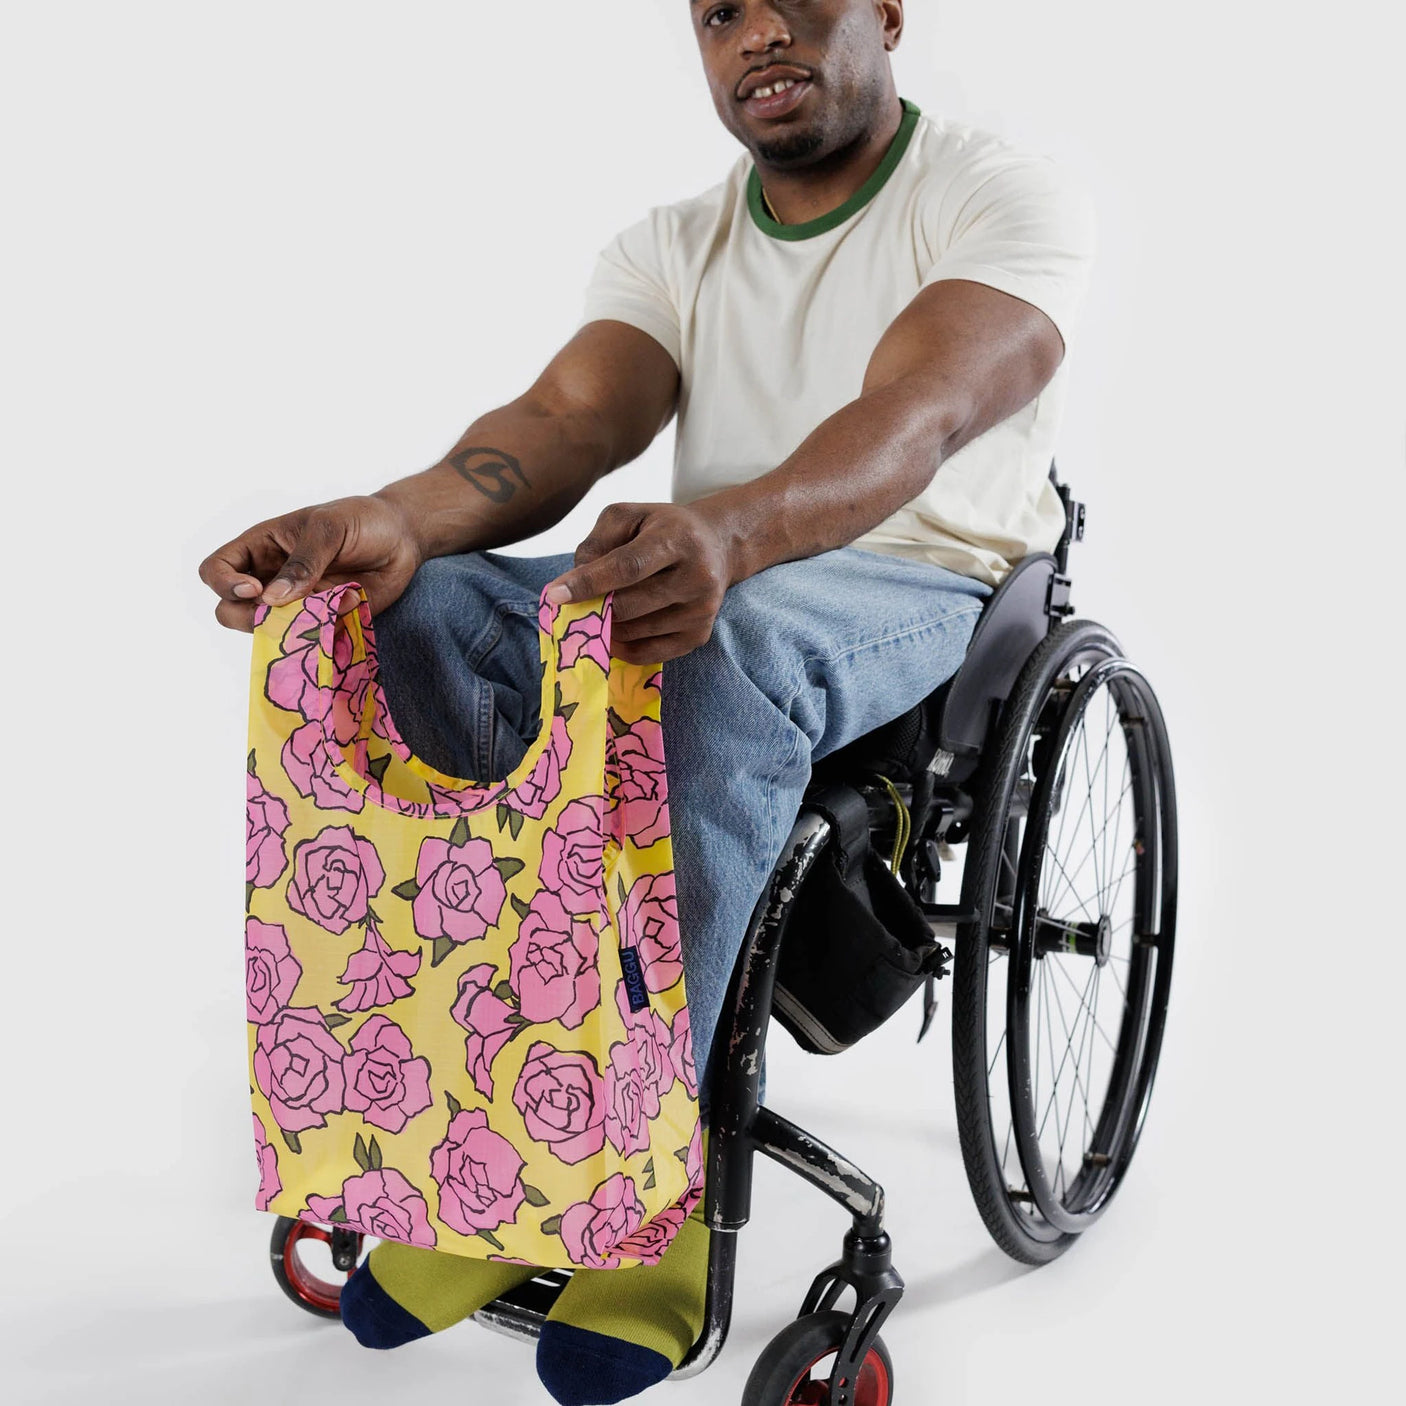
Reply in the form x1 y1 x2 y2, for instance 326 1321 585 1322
543 501 737 665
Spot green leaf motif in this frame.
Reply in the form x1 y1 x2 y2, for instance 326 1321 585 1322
493 979 517 1003
496 802 511 833
559 701 578 722
328 1205 349 1223
495 856 525 883
643 1169 656 1191
607 708 632 738
445 1090 463 1117
392 877 421 900
510 893 533 921
522 1184 550 1208
246 749 257 775
431 936 456 968
617 874 627 905
323 1011 352 1030
367 753 391 783
281 1128 302 1155
507 809 525 841
368 1135 384 1172
476 1228 505 1252
539 1214 564 1237
554 680 563 711
449 817 472 849
674 1145 689 1163
353 1133 371 1173
245 880 255 911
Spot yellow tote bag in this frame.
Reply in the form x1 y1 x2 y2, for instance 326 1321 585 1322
244 579 702 1268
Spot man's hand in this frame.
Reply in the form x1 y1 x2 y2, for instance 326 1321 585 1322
198 494 426 632
544 501 738 665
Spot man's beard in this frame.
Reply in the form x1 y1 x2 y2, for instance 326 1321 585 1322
753 125 827 167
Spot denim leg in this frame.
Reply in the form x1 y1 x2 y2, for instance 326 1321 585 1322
662 546 991 1106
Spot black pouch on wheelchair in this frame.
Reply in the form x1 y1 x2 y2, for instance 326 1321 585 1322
772 780 951 1056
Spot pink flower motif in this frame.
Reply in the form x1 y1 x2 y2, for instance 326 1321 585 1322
299 1168 437 1249
614 1204 687 1265
608 718 671 848
508 892 600 1030
265 599 336 721
449 964 521 1098
537 592 562 639
326 656 373 749
558 609 611 673
621 872 682 993
427 779 508 817
287 824 385 935
252 1114 281 1211
245 917 302 1024
511 1042 606 1165
412 832 507 945
429 1108 527 1237
668 1005 698 1099
246 769 290 888
253 1006 346 1133
281 720 366 813
342 1014 434 1134
558 1174 646 1270
335 921 420 1012
509 715 573 821
538 796 606 913
603 1039 657 1159
613 980 675 1101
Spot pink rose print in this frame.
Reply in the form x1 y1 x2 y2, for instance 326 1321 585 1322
604 1040 658 1159
449 963 522 1098
281 720 366 813
252 1113 281 1211
427 778 508 818
608 717 671 848
537 592 562 639
301 1168 436 1248
430 1108 527 1238
614 1204 687 1265
245 917 302 1024
246 769 290 888
509 892 600 1030
326 656 374 749
287 824 385 935
559 609 611 673
336 920 420 1012
509 714 573 821
512 1042 606 1165
265 597 337 721
668 1005 699 1099
621 872 682 992
342 1014 433 1134
412 832 507 945
253 1006 346 1133
538 796 606 913
558 1173 646 1270
613 981 675 1101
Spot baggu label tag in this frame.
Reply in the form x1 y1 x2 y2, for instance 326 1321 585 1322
619 946 650 1012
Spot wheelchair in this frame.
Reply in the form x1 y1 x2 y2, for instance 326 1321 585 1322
268 466 1178 1405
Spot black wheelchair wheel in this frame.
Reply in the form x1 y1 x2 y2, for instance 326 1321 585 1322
952 618 1177 1264
742 1311 894 1406
270 1215 366 1318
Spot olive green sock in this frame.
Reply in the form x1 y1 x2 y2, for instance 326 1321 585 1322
365 1240 543 1334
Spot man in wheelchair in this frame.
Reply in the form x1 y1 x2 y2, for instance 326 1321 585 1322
200 4 1140 1403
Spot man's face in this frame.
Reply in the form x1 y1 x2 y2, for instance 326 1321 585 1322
690 1 901 168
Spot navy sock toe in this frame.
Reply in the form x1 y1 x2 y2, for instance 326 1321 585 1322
536 1321 673 1405
338 1260 434 1349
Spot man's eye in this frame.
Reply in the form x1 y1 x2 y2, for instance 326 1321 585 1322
704 6 735 27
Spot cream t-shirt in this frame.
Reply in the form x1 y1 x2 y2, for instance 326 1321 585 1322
577 97 1097 586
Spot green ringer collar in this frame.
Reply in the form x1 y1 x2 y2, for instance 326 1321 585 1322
747 97 921 241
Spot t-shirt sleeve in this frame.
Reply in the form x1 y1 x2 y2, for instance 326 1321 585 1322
918 144 1097 348
577 209 683 369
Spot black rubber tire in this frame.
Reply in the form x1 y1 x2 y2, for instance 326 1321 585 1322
951 618 1122 1265
742 1310 895 1406
270 1215 365 1319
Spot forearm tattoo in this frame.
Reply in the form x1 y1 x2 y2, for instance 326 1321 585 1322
448 446 531 504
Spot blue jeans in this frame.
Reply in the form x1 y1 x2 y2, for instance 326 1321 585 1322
371 545 991 1115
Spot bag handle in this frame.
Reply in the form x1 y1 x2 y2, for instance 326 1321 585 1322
307 579 614 814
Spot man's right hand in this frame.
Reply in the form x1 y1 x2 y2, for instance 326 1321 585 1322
198 494 425 632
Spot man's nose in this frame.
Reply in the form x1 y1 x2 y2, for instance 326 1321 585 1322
740 2 792 55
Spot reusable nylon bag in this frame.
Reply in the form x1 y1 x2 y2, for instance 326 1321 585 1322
244 579 702 1269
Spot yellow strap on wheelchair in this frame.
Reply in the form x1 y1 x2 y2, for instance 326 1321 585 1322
873 773 911 874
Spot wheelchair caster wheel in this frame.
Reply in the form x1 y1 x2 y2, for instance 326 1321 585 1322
742 1310 894 1406
270 1215 365 1319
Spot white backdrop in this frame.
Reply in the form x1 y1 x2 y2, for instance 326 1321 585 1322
3 2 1401 1402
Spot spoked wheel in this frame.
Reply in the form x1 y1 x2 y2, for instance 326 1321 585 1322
270 1215 367 1318
952 618 1177 1264
742 1312 894 1406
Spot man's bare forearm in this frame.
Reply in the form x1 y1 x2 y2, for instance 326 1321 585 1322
373 392 616 561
